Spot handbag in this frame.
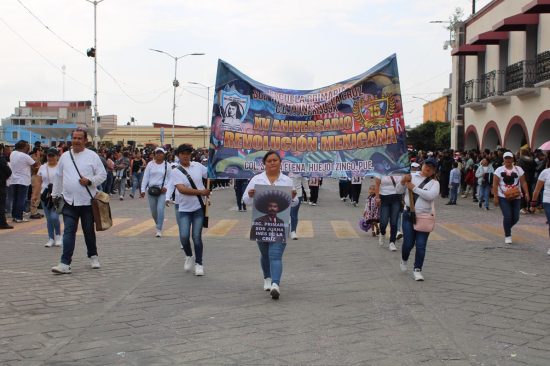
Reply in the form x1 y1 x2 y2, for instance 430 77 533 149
408 184 435 233
504 186 521 201
177 165 209 228
69 150 113 231
147 161 167 196
40 167 53 208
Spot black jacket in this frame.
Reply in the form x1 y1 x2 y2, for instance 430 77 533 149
0 156 11 185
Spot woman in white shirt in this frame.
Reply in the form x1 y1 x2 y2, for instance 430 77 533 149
531 152 550 255
9 140 38 222
375 174 403 251
34 148 61 247
396 158 440 281
243 151 296 300
140 148 170 237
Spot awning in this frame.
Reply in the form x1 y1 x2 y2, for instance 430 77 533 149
469 31 509 45
522 0 550 14
492 13 539 31
451 44 486 56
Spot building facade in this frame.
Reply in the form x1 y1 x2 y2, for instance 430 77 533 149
450 0 550 152
422 94 451 123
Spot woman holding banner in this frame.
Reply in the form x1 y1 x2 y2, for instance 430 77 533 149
243 151 296 300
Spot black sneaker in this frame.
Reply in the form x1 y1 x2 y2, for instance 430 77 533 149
478 201 482 208
0 224 14 230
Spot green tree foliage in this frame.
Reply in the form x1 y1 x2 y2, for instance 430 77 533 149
406 122 451 151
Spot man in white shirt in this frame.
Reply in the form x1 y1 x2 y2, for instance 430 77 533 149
51 129 107 274
9 140 39 222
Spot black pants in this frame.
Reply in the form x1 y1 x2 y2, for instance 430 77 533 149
339 180 350 199
234 181 247 210
350 184 362 203
309 186 319 203
440 173 450 198
0 184 7 225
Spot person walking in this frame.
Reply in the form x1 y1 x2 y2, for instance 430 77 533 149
531 152 550 255
51 129 107 274
375 174 403 252
129 151 146 199
29 146 45 219
234 178 248 212
141 147 170 238
308 176 320 206
397 158 440 281
339 176 350 202
290 174 303 240
475 158 494 210
172 144 210 276
115 151 130 200
447 162 461 205
34 148 62 247
363 184 380 237
349 176 363 207
243 151 296 300
9 140 39 223
493 151 530 245
0 144 13 229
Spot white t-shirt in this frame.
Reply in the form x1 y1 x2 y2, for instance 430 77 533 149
9 150 35 186
494 165 524 198
141 160 171 192
378 175 402 195
37 164 59 193
537 168 550 203
172 162 207 212
395 172 440 214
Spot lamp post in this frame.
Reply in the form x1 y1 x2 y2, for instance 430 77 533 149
412 96 432 123
84 0 105 148
430 20 453 50
149 49 205 147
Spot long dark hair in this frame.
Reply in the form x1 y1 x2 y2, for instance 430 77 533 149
262 150 281 164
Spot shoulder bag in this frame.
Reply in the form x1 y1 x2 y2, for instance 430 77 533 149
408 177 435 233
177 165 209 228
69 150 113 231
40 166 54 209
503 167 521 201
148 161 167 196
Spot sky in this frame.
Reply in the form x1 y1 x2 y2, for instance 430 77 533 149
0 0 492 128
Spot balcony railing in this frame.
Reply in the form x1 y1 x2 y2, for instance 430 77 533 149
481 70 505 99
463 79 482 104
505 60 537 91
536 51 550 83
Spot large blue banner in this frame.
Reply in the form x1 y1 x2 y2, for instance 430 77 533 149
208 54 408 179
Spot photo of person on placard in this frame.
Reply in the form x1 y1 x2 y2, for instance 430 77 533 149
249 185 292 243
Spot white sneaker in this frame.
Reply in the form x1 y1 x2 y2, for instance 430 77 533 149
263 278 272 291
504 236 512 244
290 231 297 240
378 234 386 246
413 269 424 281
45 239 54 247
90 255 101 269
396 231 403 240
547 248 550 256
195 264 204 276
54 235 62 246
155 230 162 238
389 242 397 252
51 263 71 274
184 256 194 272
400 260 407 272
270 283 280 300
308 201 312 205
312 202 317 206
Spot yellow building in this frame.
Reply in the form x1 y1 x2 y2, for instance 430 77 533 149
102 123 210 148
422 95 450 123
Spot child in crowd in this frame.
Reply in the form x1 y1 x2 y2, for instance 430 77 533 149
363 184 380 237
447 162 461 205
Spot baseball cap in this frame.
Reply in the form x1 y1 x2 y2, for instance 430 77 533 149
46 147 59 155
423 158 437 167
503 151 514 158
154 147 166 154
411 162 420 168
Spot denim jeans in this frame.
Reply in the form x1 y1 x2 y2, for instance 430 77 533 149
42 199 61 239
449 183 459 203
131 172 143 196
6 185 14 214
290 197 303 232
401 211 430 270
177 208 204 265
257 241 286 285
379 194 401 242
61 203 97 265
543 202 550 238
478 184 490 208
498 197 521 237
102 171 114 194
0 184 7 225
11 184 29 220
147 193 166 231
118 177 127 197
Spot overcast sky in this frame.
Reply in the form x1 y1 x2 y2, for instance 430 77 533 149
0 0 491 128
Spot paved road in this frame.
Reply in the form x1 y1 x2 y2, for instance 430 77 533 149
1 179 549 365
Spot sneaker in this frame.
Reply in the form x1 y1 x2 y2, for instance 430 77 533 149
119 196 124 201
0 224 14 230
30 213 43 219
184 256 194 272
413 269 424 281
238 209 243 212
342 197 348 202
378 233 386 246
353 202 358 207
547 248 550 256
485 207 489 210
51 263 71 274
45 239 54 247
290 231 298 240
400 260 407 272
312 202 317 206
90 255 101 269
54 235 62 246
505 236 512 244
478 201 482 208
270 283 280 300
389 242 397 252
242 207 247 212
195 264 204 276
308 201 313 205
155 230 162 238
396 231 403 240
13 218 29 223
263 278 272 291
340 197 345 201
129 194 134 199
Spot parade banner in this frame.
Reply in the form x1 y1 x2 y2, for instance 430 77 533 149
209 54 408 179
249 185 292 243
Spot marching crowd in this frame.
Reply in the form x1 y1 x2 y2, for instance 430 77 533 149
1 132 549 299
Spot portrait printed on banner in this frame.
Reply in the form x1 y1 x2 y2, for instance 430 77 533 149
250 184 292 243
219 90 250 132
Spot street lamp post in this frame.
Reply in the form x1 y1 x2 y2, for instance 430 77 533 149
412 96 432 123
149 49 205 147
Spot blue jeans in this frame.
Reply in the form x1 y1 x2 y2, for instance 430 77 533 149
498 197 521 237
42 200 61 239
449 183 459 203
6 185 14 214
102 171 114 194
11 184 29 220
543 202 550 238
177 208 204 265
257 242 286 285
118 177 127 197
401 211 430 270
60 203 97 265
131 172 143 196
380 194 401 242
478 184 490 208
290 197 303 232
147 193 166 231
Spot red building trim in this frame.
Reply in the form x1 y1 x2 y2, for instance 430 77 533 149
469 31 509 45
503 116 529 148
492 13 539 32
523 0 550 14
531 110 550 148
481 120 502 148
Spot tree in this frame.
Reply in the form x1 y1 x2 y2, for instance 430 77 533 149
406 122 451 151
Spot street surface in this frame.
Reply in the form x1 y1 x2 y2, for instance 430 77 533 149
1 179 549 366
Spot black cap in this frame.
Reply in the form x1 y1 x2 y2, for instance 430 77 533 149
423 158 437 167
46 147 59 156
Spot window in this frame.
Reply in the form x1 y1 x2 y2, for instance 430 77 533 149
71 112 77 118
12 131 18 139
